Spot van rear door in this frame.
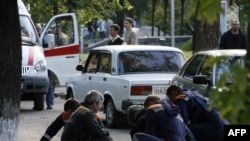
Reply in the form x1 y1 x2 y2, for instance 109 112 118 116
40 13 80 86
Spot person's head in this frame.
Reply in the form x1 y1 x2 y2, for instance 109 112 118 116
231 19 240 33
64 98 81 116
35 23 42 36
109 24 120 37
144 95 161 109
52 24 62 34
82 90 104 113
166 85 183 103
124 17 133 30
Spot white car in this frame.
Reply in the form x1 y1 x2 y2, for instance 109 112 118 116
66 45 186 127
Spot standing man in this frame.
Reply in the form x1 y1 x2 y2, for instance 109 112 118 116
107 24 125 45
46 71 54 109
124 17 138 45
219 19 246 49
35 23 42 37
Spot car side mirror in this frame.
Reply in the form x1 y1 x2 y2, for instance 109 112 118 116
76 65 84 71
193 75 212 86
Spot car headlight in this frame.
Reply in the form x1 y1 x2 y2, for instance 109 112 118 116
34 60 46 73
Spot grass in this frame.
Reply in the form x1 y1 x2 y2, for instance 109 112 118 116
183 50 192 60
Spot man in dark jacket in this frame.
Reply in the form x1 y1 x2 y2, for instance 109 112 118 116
219 19 246 49
132 95 186 141
40 98 81 141
61 90 112 141
166 85 225 141
107 24 125 45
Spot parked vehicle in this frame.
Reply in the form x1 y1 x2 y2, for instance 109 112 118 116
171 49 246 98
66 45 186 127
20 0 80 110
19 0 49 110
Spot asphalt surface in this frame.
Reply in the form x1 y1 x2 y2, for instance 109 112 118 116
18 87 131 141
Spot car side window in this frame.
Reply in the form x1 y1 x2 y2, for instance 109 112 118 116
86 53 99 73
183 55 206 79
198 56 212 78
98 52 111 73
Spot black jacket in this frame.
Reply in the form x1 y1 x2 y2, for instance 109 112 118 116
40 112 67 141
61 106 110 141
219 29 246 49
107 37 124 45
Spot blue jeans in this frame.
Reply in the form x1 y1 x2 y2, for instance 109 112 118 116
46 71 54 107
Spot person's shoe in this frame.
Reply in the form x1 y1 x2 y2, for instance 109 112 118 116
47 106 53 110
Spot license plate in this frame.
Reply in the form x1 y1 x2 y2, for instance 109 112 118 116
153 86 167 95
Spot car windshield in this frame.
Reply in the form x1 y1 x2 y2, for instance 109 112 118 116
118 51 185 74
215 56 245 84
20 15 37 45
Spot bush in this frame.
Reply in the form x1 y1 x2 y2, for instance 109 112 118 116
181 39 192 51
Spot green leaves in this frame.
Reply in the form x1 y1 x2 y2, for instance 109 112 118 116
194 0 223 24
210 63 250 124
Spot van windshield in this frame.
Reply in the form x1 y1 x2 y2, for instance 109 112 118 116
20 15 37 44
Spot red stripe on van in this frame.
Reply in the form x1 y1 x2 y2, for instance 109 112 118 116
28 47 34 65
44 45 79 57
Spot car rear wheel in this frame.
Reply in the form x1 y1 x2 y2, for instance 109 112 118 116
105 99 118 128
33 94 44 110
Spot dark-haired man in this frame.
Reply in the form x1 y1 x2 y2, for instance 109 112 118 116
107 24 125 45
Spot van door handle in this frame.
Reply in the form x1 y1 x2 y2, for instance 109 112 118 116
89 76 91 80
103 77 107 81
66 56 75 58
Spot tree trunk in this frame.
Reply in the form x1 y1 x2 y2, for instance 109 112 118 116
192 0 220 53
180 0 185 35
0 0 21 140
192 20 220 53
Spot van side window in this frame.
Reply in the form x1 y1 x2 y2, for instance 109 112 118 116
43 16 74 48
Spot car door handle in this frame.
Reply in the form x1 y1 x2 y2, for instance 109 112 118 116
103 77 107 81
89 76 91 80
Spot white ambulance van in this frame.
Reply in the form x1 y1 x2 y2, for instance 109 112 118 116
19 0 49 110
20 0 80 110
39 13 80 88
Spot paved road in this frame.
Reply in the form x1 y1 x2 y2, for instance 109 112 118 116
18 87 131 141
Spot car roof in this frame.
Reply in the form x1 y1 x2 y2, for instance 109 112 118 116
91 45 184 53
195 49 246 57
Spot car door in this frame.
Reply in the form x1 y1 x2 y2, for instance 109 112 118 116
91 51 112 94
40 13 80 86
174 54 206 91
193 55 213 96
72 51 101 101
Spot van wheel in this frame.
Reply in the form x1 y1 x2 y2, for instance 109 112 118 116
65 89 74 100
105 100 118 128
33 94 44 110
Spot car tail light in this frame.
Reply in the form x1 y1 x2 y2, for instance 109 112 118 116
131 86 152 95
